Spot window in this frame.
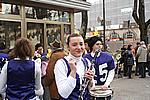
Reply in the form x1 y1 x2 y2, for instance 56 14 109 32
0 21 21 50
27 23 44 47
0 3 20 15
25 6 71 22
46 24 61 47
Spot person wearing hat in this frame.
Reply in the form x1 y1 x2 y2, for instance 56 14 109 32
45 39 67 100
83 36 115 100
134 42 140 76
136 41 147 78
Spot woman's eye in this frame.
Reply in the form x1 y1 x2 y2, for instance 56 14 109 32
80 43 83 46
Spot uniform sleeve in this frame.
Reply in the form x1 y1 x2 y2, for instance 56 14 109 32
104 69 115 86
0 61 8 97
108 56 116 70
54 59 76 98
34 60 44 96
104 55 115 86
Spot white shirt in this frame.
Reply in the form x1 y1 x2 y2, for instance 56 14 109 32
54 53 93 98
0 58 43 98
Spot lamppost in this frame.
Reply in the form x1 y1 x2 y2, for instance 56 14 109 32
102 0 106 51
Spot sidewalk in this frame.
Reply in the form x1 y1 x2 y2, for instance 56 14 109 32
111 75 150 100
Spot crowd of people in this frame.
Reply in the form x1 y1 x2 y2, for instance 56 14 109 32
118 41 150 79
0 33 122 100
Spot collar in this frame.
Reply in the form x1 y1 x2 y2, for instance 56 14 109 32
67 53 82 62
14 57 30 60
91 51 101 57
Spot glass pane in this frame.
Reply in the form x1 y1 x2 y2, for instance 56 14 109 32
0 21 21 51
25 7 36 19
0 3 20 15
46 24 61 47
27 23 44 48
25 6 70 22
64 24 71 43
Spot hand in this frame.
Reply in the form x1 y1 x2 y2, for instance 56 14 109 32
68 59 77 78
100 85 108 91
84 70 94 80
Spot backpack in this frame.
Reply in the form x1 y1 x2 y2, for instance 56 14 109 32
126 50 134 66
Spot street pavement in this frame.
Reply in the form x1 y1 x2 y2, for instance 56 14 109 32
111 74 150 100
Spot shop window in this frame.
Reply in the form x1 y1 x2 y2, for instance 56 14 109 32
25 6 70 22
27 23 44 47
64 24 71 43
0 21 21 50
46 24 61 48
126 31 133 38
0 3 20 15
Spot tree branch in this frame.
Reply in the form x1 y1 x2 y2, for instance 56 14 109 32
132 0 139 25
146 19 150 28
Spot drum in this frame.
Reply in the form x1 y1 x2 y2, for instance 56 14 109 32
90 86 112 100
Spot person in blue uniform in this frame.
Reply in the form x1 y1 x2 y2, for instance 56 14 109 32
54 33 94 100
83 36 115 91
0 38 43 100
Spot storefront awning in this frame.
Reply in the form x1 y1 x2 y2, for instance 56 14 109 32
29 0 91 12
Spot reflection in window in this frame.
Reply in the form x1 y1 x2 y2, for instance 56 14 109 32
25 6 70 22
0 21 21 50
46 24 61 47
27 23 44 47
0 3 20 15
64 25 71 43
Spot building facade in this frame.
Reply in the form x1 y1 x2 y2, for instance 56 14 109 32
0 0 90 51
75 0 150 43
75 0 150 28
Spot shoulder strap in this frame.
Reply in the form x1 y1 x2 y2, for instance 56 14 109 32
62 58 88 77
82 58 89 70
62 58 70 77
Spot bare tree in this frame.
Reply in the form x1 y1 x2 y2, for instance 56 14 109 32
132 0 150 44
79 0 88 39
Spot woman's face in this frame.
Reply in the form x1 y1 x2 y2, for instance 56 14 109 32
92 41 103 52
68 36 85 57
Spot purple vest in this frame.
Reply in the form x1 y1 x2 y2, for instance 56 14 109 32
60 58 90 100
6 59 36 100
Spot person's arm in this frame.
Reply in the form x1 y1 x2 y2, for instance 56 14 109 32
34 61 44 96
54 59 76 98
136 47 141 58
104 69 115 86
0 62 8 98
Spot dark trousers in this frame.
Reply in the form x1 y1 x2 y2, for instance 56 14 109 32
123 63 128 76
147 61 150 76
139 62 146 78
135 58 139 75
40 77 51 100
127 65 133 78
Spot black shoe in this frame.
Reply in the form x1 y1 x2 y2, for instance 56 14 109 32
139 76 145 78
124 74 127 77
128 77 132 79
